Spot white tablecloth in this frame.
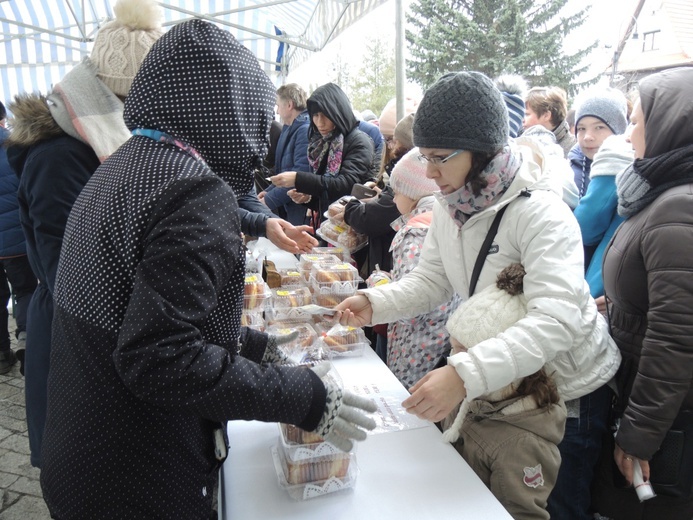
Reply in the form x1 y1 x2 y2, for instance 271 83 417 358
221 347 512 519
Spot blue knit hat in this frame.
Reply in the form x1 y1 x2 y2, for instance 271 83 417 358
495 74 528 138
575 87 628 136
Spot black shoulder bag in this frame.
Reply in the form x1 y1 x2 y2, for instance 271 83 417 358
432 203 510 370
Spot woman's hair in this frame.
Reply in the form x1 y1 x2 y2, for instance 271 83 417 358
517 368 560 408
375 140 410 187
525 86 569 128
466 151 498 196
276 83 307 112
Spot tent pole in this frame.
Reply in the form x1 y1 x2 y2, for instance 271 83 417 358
394 0 405 121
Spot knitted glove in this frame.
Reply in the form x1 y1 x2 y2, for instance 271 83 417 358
310 362 378 452
261 330 299 365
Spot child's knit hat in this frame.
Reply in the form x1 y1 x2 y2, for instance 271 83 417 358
90 0 164 97
442 264 527 442
574 87 628 136
389 148 439 201
494 74 528 139
393 113 415 150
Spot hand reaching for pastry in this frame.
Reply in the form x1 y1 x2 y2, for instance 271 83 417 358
265 218 318 254
310 362 377 452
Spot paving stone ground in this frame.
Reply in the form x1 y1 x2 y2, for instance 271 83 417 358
0 317 50 519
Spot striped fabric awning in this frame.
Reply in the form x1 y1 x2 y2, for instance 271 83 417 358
0 0 386 104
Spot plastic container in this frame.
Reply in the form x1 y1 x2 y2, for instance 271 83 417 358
240 310 265 331
310 246 353 264
271 445 358 500
267 322 318 353
298 253 340 281
319 324 368 357
277 269 304 287
243 274 269 311
270 286 312 309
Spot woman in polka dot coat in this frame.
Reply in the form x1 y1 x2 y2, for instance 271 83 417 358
39 20 376 520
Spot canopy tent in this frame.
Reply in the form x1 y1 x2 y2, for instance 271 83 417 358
0 0 387 103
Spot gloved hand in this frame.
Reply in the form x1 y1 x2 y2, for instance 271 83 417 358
261 330 299 365
310 362 378 452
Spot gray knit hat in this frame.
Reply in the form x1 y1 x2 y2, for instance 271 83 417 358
413 71 508 153
574 87 628 136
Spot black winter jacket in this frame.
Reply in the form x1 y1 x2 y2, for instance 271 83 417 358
40 20 325 520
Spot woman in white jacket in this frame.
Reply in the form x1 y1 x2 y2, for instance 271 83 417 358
336 71 621 520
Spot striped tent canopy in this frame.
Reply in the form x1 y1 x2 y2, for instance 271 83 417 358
0 0 386 104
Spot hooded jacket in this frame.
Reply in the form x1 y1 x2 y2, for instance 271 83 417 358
603 67 693 462
0 126 27 257
362 141 621 402
295 83 374 211
40 20 326 520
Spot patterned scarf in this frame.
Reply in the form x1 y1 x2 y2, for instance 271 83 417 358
48 57 131 162
434 144 522 227
616 144 693 218
308 131 344 177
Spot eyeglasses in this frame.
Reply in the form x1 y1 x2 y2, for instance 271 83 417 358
418 149 464 165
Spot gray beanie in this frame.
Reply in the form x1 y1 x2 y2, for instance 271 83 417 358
574 87 628 136
413 71 508 153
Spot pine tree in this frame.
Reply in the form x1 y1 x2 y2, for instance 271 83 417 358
406 0 597 95
350 38 397 115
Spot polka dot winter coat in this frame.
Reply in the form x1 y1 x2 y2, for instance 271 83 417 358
40 20 326 520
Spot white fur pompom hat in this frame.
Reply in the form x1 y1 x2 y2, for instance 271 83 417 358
442 263 527 442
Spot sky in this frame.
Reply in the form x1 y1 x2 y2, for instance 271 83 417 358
287 0 641 94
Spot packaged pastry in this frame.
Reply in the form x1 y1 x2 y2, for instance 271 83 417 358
240 310 265 331
281 423 326 445
337 228 368 252
298 253 340 281
312 263 358 285
267 322 318 351
320 324 368 357
313 291 353 308
310 246 353 264
277 269 304 287
318 221 346 242
271 286 312 309
326 196 353 218
243 274 269 311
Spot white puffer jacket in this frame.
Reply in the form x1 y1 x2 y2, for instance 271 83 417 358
363 142 621 401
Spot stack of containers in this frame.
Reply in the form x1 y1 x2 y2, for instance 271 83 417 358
271 367 359 500
316 196 368 253
242 273 270 332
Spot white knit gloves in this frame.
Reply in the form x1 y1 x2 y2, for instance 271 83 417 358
310 362 377 452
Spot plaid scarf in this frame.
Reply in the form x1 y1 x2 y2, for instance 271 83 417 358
616 144 693 218
48 57 131 162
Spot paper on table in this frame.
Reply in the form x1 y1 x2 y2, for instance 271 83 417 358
348 382 429 434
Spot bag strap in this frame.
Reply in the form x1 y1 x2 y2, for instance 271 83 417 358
468 189 531 297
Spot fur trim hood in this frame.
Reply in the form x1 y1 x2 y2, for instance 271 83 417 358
5 92 65 148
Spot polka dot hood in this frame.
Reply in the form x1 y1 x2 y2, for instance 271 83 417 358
124 19 276 195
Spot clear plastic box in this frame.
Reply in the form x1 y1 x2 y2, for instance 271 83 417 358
243 274 269 311
276 268 304 287
267 322 318 354
271 445 358 500
270 286 312 309
240 310 265 331
297 253 340 281
310 246 353 264
319 325 368 357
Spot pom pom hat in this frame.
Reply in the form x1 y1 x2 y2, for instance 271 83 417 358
389 148 439 201
90 0 164 97
413 71 509 153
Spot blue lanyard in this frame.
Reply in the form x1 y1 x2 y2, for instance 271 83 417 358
132 128 209 168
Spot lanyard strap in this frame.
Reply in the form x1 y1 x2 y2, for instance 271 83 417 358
132 128 208 168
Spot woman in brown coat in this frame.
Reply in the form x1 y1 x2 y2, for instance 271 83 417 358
597 66 693 519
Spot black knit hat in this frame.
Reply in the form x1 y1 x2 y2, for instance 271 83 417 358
413 71 508 153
